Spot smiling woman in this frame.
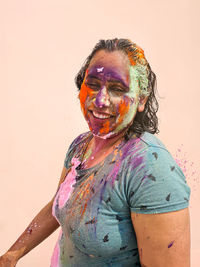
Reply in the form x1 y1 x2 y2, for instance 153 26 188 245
76 39 158 139
0 39 191 267
79 50 145 138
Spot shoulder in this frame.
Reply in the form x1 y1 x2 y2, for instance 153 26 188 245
122 132 171 168
63 131 91 168
124 131 183 180
122 133 190 214
139 132 173 166
137 132 178 173
68 131 92 152
139 131 167 150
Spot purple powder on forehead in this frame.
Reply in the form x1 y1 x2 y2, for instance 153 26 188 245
87 66 129 88
97 67 104 73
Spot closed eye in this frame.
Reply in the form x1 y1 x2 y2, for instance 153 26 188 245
110 86 124 91
108 85 128 93
85 82 101 90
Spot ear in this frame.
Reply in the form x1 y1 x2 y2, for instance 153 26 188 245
137 95 148 112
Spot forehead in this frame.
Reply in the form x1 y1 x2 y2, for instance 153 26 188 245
87 50 130 80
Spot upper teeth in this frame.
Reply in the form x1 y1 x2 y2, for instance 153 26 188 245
92 111 110 119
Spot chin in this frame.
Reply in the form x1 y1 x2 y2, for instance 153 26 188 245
91 127 126 140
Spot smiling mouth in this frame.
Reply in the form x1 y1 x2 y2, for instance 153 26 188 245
90 110 113 119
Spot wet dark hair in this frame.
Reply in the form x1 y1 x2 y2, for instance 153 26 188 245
75 38 159 138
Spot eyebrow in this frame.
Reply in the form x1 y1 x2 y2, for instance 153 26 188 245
86 74 101 81
108 78 129 88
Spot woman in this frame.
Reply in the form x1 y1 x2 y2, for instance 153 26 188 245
0 39 191 267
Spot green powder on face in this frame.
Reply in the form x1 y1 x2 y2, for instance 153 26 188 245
114 66 141 132
131 64 150 96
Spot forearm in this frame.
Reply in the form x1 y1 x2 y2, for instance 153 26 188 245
6 200 59 261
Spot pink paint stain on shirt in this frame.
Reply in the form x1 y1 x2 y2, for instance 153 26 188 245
50 229 62 267
58 157 80 209
52 157 81 217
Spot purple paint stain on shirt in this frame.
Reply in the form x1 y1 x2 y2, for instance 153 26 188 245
76 134 85 143
126 141 145 171
108 137 144 185
121 137 139 161
128 152 144 171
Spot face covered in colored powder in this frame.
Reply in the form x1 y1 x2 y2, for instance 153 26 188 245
79 50 148 139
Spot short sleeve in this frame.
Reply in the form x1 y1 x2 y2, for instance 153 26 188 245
63 132 91 168
126 146 191 214
63 145 73 169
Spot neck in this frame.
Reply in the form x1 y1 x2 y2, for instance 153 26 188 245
82 129 129 168
91 130 127 154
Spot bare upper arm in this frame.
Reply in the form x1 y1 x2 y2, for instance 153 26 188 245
131 208 190 267
50 165 69 202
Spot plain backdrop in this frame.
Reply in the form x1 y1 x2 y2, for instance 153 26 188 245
0 0 199 266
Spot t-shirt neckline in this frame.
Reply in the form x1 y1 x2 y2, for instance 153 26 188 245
75 131 139 173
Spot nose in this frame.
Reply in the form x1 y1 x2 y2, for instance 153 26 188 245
94 86 110 108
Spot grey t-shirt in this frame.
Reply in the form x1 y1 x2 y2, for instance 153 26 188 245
51 131 190 267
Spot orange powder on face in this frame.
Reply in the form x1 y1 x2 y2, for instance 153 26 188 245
79 82 94 116
99 120 110 134
117 99 130 125
99 99 130 135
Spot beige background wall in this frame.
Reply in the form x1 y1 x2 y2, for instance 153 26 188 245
0 0 199 266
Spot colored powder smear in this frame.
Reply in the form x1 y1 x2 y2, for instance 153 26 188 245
58 157 80 209
52 157 81 218
50 229 63 267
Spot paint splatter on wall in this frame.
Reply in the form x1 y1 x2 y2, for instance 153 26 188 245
173 144 199 205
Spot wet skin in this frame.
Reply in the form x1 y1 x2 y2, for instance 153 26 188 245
79 50 147 139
